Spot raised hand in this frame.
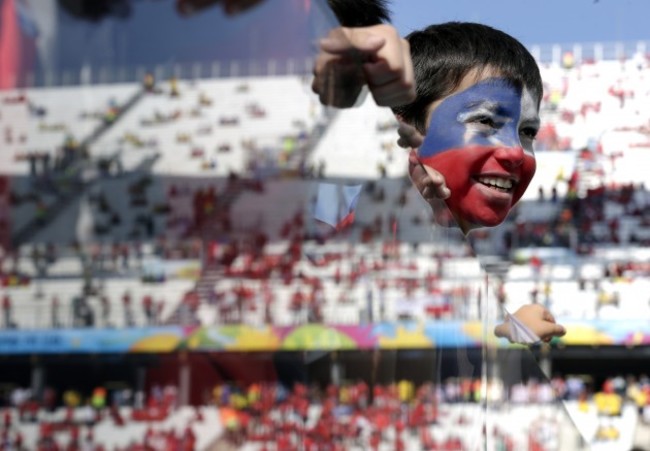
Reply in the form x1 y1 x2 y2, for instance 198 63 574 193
495 304 566 345
312 24 415 108
398 122 450 202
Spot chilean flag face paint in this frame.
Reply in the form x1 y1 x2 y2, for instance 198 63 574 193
418 77 538 233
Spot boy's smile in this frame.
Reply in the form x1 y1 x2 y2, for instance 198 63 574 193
418 74 539 233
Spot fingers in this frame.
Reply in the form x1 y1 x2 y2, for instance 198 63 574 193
319 28 386 55
313 25 415 108
362 32 415 106
365 73 415 107
312 28 375 108
532 305 566 339
408 152 450 201
538 321 566 342
311 52 364 108
494 323 508 339
397 122 423 149
402 124 443 202
421 165 449 193
538 306 566 339
542 309 556 323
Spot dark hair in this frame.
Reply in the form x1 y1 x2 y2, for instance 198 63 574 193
392 22 543 133
327 0 391 27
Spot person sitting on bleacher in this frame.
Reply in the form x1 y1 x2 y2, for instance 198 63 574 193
1 294 12 329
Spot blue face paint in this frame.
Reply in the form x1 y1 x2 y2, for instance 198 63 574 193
419 78 523 158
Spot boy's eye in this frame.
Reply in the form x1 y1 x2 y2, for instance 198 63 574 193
519 127 538 140
474 116 496 127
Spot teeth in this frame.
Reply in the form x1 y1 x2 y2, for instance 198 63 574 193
478 177 513 190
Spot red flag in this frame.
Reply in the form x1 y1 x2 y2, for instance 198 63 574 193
0 0 21 89
0 0 37 89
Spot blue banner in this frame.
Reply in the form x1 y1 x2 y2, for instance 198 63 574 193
0 327 185 354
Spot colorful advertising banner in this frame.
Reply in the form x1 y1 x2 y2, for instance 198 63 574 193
0 326 186 354
0 320 648 354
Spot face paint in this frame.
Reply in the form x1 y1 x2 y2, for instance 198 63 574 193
418 77 538 233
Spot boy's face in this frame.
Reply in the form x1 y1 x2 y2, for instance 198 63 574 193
418 72 539 232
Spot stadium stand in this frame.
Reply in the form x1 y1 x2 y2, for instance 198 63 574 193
2 31 650 449
2 51 650 329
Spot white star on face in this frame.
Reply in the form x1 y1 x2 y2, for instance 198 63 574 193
457 100 518 148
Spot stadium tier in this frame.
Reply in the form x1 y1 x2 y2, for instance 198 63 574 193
2 376 649 450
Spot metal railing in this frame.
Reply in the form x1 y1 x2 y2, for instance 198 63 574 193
11 38 650 90
16 58 317 89
529 40 650 65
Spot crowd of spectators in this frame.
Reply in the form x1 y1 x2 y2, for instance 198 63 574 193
0 384 181 451
202 373 650 450
3 370 650 450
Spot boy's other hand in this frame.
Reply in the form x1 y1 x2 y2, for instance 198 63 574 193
495 304 566 345
312 25 415 108
400 122 450 201
397 121 423 149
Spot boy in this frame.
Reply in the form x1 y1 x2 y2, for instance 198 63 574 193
314 18 564 344
392 23 564 343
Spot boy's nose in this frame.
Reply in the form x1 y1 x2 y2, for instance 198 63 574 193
494 145 524 170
